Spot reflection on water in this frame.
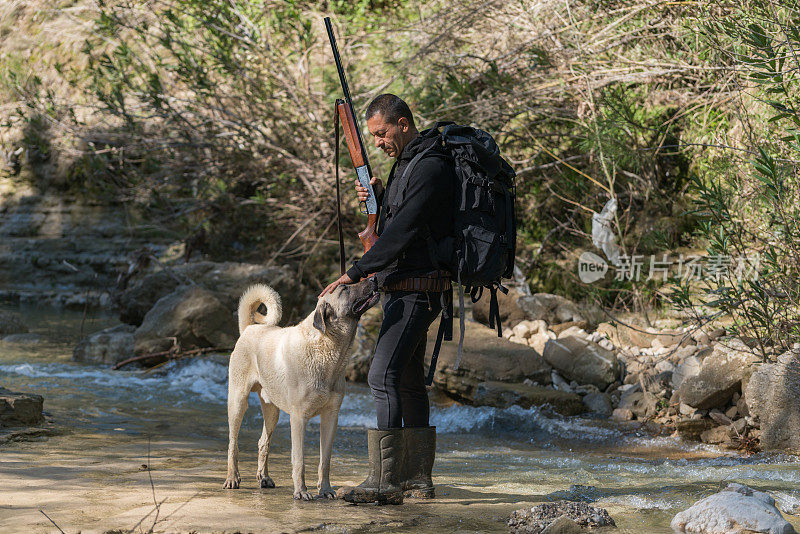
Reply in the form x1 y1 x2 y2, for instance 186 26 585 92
2 302 800 532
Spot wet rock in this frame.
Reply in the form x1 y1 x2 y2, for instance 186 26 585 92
700 425 730 445
134 285 237 355
509 501 615 534
426 319 552 404
542 336 619 390
117 262 308 326
0 387 44 426
671 483 796 534
472 288 527 329
117 270 181 326
73 324 136 365
677 340 759 410
0 311 28 336
746 351 800 454
2 333 42 344
472 381 586 416
676 417 714 440
541 516 582 534
517 293 586 325
582 391 612 415
611 408 633 421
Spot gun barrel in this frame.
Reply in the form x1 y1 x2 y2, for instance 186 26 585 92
324 16 371 175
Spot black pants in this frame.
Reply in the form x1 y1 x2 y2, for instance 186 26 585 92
368 290 442 430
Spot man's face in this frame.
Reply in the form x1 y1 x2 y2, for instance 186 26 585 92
366 113 410 159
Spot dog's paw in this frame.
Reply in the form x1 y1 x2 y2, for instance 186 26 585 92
318 488 336 499
223 476 241 489
259 476 275 489
293 490 313 501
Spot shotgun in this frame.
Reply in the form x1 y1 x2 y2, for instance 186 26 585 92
324 16 378 253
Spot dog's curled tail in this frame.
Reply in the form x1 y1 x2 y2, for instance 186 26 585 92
238 284 282 333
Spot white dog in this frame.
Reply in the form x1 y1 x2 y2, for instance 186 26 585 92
223 278 379 500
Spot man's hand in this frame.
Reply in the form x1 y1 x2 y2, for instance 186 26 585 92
355 176 383 202
318 273 353 298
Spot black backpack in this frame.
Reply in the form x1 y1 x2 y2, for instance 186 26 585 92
398 121 517 383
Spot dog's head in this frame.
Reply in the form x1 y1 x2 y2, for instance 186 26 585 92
313 278 380 336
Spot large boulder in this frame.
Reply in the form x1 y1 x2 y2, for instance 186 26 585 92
542 336 619 390
116 270 180 326
426 319 552 405
677 339 759 410
471 381 586 416
517 293 586 325
0 311 28 336
509 501 615 534
671 483 796 534
746 351 800 454
134 285 238 354
117 262 308 326
472 288 528 329
0 387 44 426
73 324 136 365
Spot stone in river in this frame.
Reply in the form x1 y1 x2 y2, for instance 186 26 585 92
671 483 796 534
73 324 135 365
509 501 615 533
0 387 44 426
134 285 238 355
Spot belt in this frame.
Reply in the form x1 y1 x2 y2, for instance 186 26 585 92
383 271 452 292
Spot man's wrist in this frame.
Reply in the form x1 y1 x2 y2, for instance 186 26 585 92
346 264 365 283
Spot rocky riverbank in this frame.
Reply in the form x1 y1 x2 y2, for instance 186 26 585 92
2 178 799 459
414 288 800 458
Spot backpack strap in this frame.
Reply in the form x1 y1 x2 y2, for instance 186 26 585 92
389 144 437 207
425 287 453 386
486 282 510 338
488 285 501 337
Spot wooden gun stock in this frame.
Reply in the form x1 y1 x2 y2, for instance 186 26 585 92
336 101 378 252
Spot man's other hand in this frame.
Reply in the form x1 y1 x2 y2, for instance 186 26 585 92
355 176 383 202
318 273 353 298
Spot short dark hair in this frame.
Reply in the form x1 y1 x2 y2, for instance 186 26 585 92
365 93 416 127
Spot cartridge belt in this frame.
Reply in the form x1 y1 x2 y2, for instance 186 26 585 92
383 271 452 293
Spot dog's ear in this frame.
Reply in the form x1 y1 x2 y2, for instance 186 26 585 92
313 302 332 335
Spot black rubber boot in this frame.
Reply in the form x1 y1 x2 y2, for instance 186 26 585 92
341 429 404 505
402 426 436 498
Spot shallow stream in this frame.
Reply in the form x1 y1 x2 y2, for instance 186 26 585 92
2 303 799 533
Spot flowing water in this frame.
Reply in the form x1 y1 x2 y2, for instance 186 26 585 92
2 302 800 533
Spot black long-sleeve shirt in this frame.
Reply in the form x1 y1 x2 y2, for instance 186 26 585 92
346 132 456 287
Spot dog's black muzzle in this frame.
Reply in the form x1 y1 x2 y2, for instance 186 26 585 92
349 277 380 317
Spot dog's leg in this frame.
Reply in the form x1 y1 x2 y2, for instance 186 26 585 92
257 398 279 489
290 414 312 500
317 406 340 499
223 380 249 489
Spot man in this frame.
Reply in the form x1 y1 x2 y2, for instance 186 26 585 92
319 93 455 504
